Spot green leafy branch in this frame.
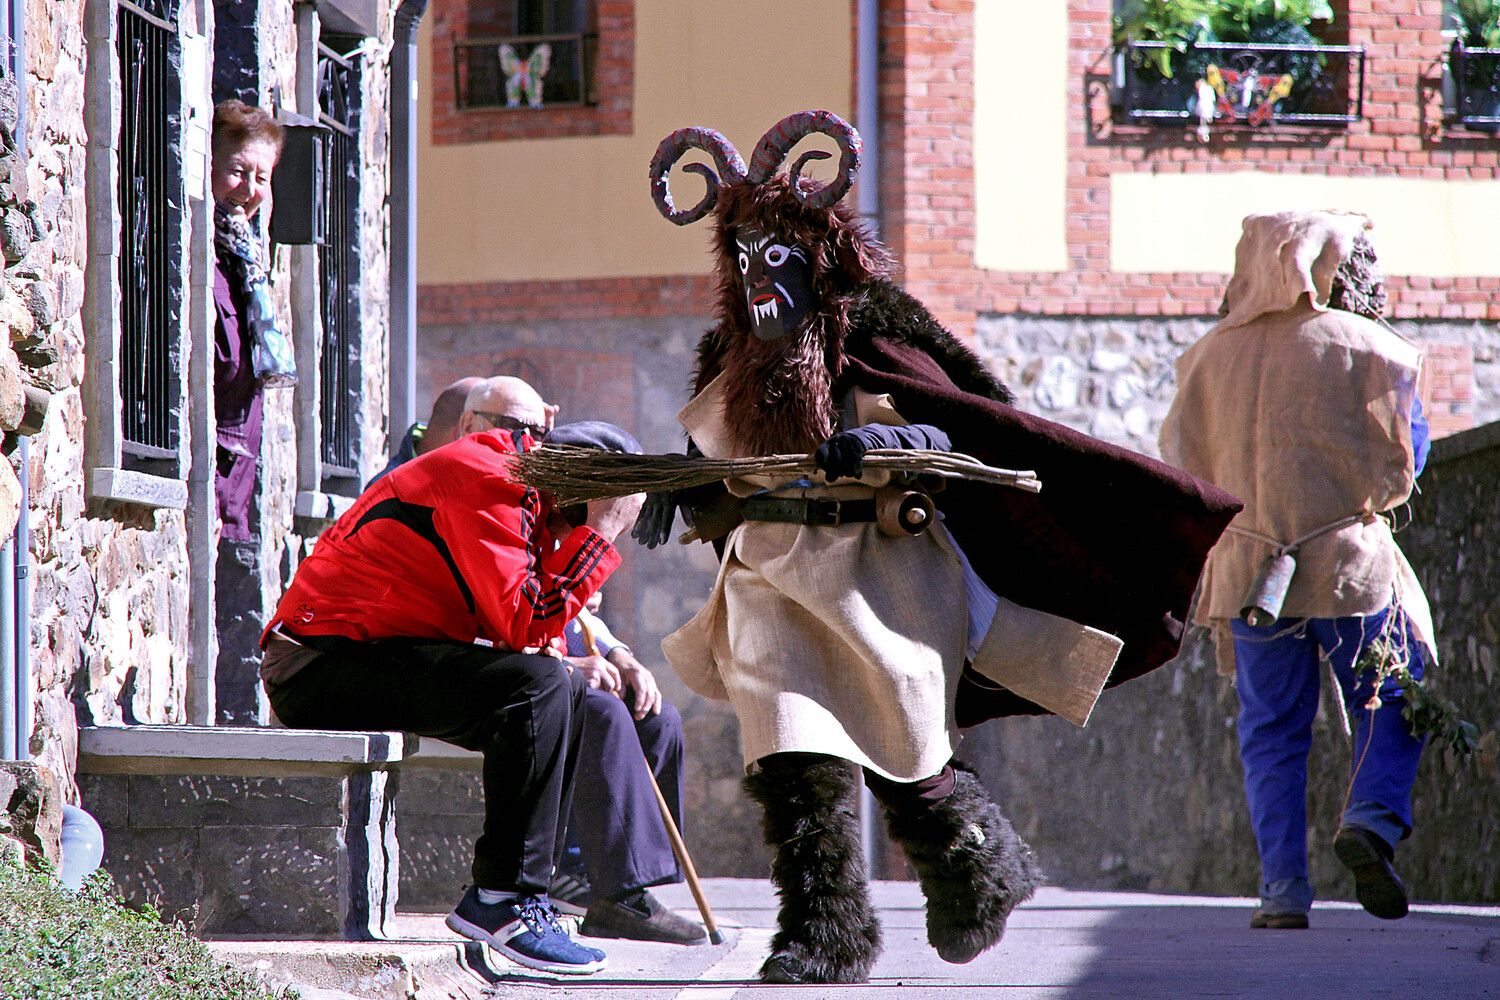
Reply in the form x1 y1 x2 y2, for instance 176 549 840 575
1354 633 1484 760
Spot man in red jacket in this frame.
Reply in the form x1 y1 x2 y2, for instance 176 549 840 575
260 378 643 975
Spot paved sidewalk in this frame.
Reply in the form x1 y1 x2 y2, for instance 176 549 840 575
213 879 1500 999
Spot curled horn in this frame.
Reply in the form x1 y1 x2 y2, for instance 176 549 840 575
745 110 862 209
649 127 748 226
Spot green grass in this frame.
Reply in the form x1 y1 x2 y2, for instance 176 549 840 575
0 859 297 1000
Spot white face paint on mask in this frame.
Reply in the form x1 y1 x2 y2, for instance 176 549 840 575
735 226 815 341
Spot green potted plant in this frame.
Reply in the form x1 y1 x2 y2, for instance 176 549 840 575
1113 0 1218 79
1115 0 1334 120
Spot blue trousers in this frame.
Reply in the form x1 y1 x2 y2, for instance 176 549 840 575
564 688 685 899
1231 607 1425 911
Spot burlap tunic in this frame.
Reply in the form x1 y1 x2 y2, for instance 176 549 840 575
662 375 969 782
1159 210 1437 674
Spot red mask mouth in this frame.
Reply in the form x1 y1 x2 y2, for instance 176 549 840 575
749 291 783 323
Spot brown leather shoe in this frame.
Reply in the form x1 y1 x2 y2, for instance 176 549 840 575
1250 909 1309 929
581 890 708 945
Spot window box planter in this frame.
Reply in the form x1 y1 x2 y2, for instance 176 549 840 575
1445 41 1500 131
1113 40 1366 127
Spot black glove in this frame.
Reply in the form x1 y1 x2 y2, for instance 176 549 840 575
814 423 952 482
814 431 869 482
631 491 678 549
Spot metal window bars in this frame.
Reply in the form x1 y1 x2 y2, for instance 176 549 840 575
1116 40 1366 127
452 33 598 111
1448 41 1500 130
317 41 362 480
117 0 180 459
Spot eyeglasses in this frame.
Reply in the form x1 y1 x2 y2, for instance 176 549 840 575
471 411 545 437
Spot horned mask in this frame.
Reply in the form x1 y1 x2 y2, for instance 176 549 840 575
648 111 863 342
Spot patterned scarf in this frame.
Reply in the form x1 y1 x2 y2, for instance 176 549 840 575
214 203 297 387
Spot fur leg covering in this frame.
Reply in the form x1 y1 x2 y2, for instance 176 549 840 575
882 763 1042 964
743 755 882 984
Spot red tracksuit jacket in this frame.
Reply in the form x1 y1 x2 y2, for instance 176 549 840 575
263 430 620 651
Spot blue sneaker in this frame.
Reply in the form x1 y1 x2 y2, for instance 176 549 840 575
446 888 607 974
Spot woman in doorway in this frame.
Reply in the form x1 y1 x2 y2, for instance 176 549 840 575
211 99 287 543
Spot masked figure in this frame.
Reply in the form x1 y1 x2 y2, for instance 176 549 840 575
636 111 1241 983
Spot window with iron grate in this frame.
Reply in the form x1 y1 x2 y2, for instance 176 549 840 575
117 0 185 472
454 0 596 111
316 37 364 483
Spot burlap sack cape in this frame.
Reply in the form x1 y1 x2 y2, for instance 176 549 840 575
1159 211 1436 673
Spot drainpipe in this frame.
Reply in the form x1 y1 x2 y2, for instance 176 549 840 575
855 0 881 879
1 0 23 764
856 0 880 237
388 0 429 441
15 437 29 762
1 530 12 763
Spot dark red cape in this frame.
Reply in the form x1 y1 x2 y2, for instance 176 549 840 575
842 334 1243 727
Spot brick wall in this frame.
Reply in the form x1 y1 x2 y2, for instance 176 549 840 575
1419 341 1477 437
878 0 1500 338
428 0 633 144
417 273 713 325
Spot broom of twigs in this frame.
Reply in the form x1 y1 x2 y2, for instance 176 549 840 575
510 445 1042 506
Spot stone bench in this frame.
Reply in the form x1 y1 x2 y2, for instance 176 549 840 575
76 725 412 940
392 738 484 912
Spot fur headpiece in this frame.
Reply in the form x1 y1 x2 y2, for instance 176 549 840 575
649 111 894 455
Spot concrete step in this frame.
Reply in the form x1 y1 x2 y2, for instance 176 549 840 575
208 914 498 1000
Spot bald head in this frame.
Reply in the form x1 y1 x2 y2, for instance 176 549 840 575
417 377 484 455
457 375 557 440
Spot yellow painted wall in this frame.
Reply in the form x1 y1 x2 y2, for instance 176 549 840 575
973 0 1069 272
1111 172 1500 277
417 1 854 284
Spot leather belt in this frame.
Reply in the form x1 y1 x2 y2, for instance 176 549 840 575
740 496 877 527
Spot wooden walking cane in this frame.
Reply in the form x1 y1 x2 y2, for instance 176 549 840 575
578 616 725 945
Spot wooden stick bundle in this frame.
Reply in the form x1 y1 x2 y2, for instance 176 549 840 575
511 445 1041 505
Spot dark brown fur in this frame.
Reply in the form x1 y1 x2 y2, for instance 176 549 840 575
694 177 894 457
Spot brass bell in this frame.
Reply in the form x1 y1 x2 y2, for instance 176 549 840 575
876 487 936 537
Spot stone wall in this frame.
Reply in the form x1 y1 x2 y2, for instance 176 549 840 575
0 760 62 867
974 314 1500 459
969 423 1500 904
11 0 398 798
1391 423 1500 901
21 0 194 798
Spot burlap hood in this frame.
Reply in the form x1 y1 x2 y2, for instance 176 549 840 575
1217 210 1371 331
1160 211 1434 670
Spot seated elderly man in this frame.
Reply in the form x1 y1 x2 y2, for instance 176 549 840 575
545 423 704 947
372 375 561 485
259 374 642 976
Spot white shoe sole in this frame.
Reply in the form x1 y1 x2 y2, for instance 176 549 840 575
445 912 607 975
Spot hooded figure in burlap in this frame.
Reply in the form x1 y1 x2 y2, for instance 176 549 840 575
636 111 1241 983
1160 210 1436 929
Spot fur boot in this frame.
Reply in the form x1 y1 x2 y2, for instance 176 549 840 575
882 763 1042 964
743 754 882 984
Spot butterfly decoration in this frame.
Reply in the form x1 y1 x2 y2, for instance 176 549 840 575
499 43 552 108
1193 62 1297 139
